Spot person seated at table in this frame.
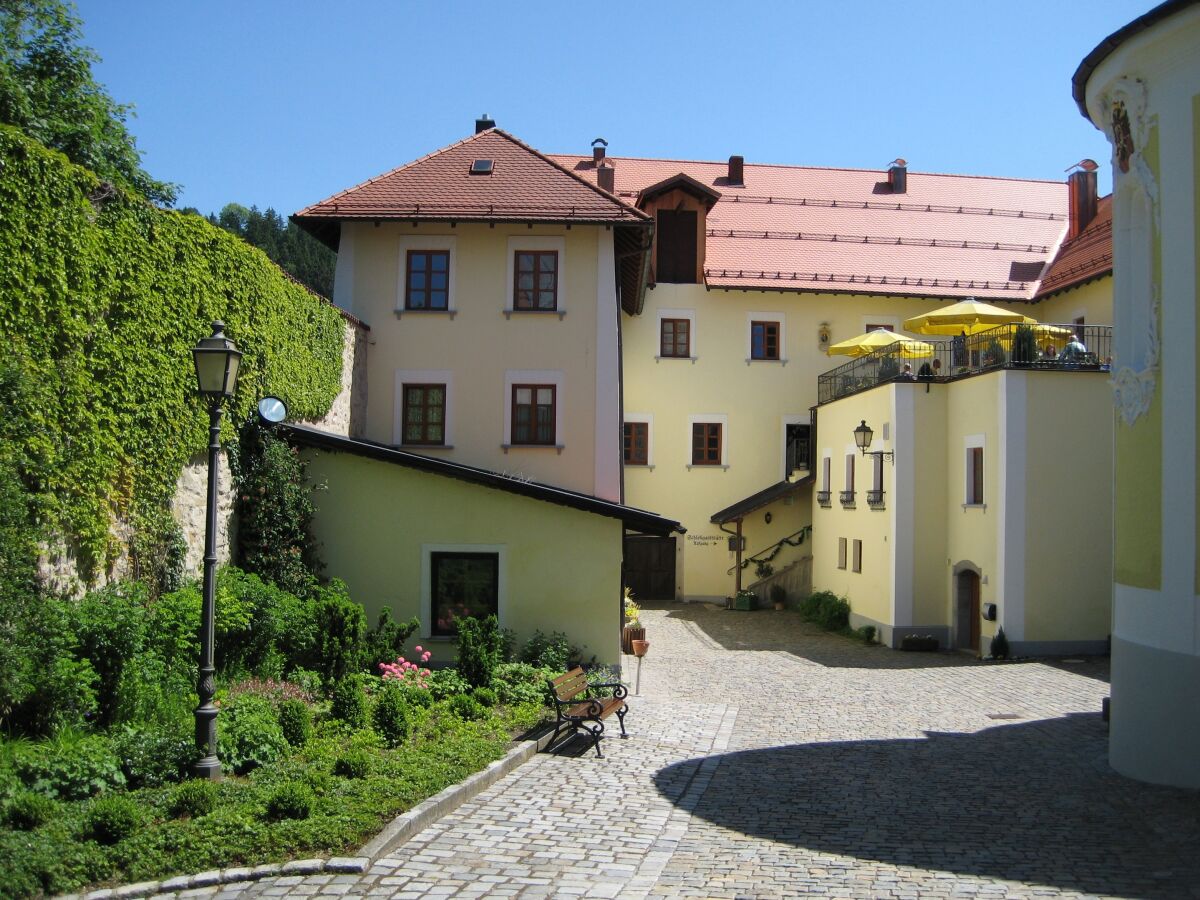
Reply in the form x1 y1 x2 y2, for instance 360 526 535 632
1041 344 1058 360
899 364 916 381
917 361 934 379
1060 333 1087 361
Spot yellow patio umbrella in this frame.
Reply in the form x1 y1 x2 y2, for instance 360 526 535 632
902 299 1038 336
827 329 934 358
995 323 1075 348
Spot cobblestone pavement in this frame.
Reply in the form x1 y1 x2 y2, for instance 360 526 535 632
162 604 1199 899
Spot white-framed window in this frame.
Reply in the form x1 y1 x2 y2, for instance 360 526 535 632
623 413 654 468
964 434 985 507
503 370 564 450
746 311 786 364
656 307 697 361
863 316 900 334
505 236 566 317
397 236 457 316
394 369 454 447
420 544 507 640
686 413 728 469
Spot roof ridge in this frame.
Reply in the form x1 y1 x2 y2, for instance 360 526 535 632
493 130 648 220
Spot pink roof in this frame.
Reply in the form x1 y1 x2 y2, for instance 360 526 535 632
296 130 647 225
550 154 1070 302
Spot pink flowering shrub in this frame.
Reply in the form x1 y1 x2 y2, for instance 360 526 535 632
379 646 433 689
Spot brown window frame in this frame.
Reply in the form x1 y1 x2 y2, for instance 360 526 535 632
401 383 447 446
511 384 556 445
837 537 848 570
405 250 450 310
691 422 722 466
750 320 780 360
852 539 863 573
624 422 648 466
968 447 984 504
660 318 691 358
513 250 559 311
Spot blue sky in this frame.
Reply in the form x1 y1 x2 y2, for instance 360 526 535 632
74 1 1150 216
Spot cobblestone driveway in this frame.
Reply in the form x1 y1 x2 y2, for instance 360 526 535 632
182 605 1198 899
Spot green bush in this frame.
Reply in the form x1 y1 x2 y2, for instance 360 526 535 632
277 699 312 747
3 789 57 829
217 695 288 774
518 630 573 671
329 675 369 729
112 723 194 788
455 615 503 688
815 593 850 631
493 663 553 707
856 625 877 644
112 650 194 729
168 778 218 819
361 609 420 674
390 684 433 708
333 749 371 780
445 694 487 721
12 731 125 801
83 794 142 844
990 626 1011 660
427 668 471 700
306 581 367 686
264 782 314 821
799 591 829 620
372 684 412 748
471 687 498 708
215 567 308 678
70 583 149 726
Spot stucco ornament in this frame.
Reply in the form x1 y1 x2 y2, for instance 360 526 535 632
1110 291 1160 426
1100 78 1159 214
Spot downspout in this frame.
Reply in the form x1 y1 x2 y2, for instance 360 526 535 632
717 519 745 593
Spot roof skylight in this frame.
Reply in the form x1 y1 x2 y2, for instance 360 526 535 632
470 159 494 175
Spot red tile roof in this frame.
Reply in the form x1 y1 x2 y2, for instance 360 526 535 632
1035 195 1113 298
551 154 1073 302
295 130 648 226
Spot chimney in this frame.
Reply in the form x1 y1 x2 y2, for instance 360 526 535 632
888 158 907 194
1066 159 1099 241
475 113 496 133
727 155 744 186
597 160 615 193
591 137 608 164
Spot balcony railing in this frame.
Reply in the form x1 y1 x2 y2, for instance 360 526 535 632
867 489 885 508
816 490 831 508
839 490 856 507
817 324 1113 405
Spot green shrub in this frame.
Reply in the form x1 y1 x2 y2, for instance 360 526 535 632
799 591 831 620
815 593 851 631
856 625 877 644
112 723 194 788
305 581 367 686
493 663 553 707
472 687 498 708
517 630 573 671
455 615 503 688
392 684 433 708
427 668 471 700
84 794 142 844
71 583 149 726
112 650 194 728
168 778 218 819
445 694 487 721
3 789 56 829
333 749 371 779
990 626 1010 660
264 782 314 821
329 675 369 729
5 596 99 737
361 609 420 674
277 699 312 747
12 731 125 800
215 567 306 678
217 695 288 774
372 684 412 747
287 668 324 698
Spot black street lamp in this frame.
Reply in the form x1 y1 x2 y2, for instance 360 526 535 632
853 419 894 463
190 321 241 779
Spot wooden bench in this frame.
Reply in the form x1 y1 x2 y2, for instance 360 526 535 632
547 667 628 758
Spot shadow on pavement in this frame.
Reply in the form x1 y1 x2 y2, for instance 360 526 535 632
652 713 1199 898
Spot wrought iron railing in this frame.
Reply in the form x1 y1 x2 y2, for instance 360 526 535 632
817 324 1113 405
816 490 831 508
839 490 856 507
867 489 885 508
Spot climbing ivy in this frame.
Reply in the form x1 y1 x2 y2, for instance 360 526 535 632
0 125 346 578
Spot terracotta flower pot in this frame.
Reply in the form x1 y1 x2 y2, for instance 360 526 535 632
621 625 645 654
631 639 650 657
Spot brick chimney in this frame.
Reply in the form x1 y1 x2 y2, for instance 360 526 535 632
888 158 907 194
475 113 495 133
592 137 608 164
1066 160 1099 241
727 155 744 186
597 160 615 193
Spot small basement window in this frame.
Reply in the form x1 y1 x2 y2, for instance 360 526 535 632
470 159 494 175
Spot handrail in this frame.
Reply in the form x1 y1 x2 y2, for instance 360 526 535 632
727 525 812 576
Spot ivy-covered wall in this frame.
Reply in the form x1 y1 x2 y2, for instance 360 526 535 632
0 125 347 581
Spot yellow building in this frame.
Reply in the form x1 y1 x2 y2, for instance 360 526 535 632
1075 0 1200 789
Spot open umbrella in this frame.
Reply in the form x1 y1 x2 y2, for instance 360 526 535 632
827 329 933 358
902 299 1037 336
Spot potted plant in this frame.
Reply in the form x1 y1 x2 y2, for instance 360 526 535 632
770 584 787 611
621 589 645 654
733 588 757 611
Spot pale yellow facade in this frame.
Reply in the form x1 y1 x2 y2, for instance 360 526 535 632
1036 277 1113 332
303 448 625 666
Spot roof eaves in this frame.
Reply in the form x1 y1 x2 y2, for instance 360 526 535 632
710 476 812 524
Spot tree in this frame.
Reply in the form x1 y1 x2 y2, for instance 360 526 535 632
210 201 336 297
0 0 176 204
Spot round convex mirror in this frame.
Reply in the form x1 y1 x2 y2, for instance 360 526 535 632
257 396 288 424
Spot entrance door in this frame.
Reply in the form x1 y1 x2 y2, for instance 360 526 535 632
955 571 981 652
624 536 676 601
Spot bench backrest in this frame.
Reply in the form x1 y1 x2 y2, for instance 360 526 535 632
551 667 588 703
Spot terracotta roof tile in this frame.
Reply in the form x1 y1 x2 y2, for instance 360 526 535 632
295 130 647 225
1035 195 1113 298
551 154 1073 301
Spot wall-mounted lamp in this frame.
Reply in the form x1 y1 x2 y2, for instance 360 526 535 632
853 420 895 463
764 512 773 524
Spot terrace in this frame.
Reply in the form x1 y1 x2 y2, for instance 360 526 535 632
817 323 1113 405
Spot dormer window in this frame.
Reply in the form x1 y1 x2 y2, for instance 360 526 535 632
636 173 721 286
470 159 494 175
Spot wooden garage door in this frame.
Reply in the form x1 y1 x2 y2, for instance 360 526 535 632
624 536 676 601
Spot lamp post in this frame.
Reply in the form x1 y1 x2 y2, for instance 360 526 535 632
853 420 894 462
190 321 242 779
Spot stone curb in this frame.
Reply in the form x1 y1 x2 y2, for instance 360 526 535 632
62 728 556 900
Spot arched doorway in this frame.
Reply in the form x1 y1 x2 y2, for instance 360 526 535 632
955 570 981 652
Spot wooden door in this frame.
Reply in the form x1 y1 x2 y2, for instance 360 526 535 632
656 210 697 283
624 536 676 601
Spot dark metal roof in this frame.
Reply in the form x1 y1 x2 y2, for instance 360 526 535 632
1072 0 1198 117
710 476 813 525
283 424 684 537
